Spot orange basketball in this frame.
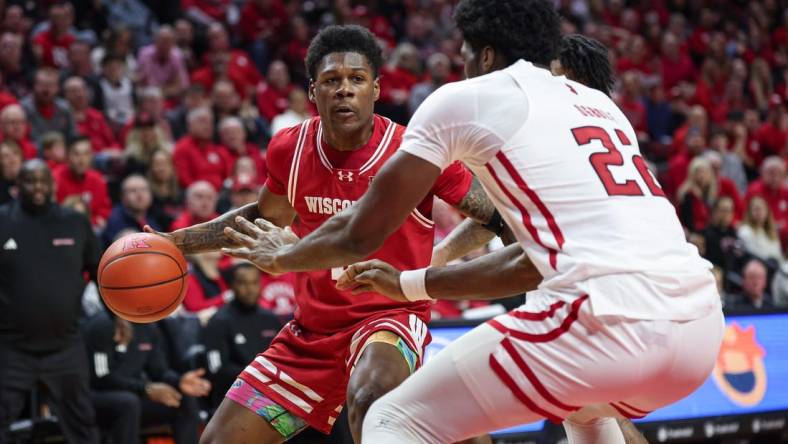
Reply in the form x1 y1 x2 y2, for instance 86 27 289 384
98 233 188 323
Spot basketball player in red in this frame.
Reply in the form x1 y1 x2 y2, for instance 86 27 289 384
148 26 495 443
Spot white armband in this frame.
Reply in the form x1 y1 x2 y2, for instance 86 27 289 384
399 268 433 301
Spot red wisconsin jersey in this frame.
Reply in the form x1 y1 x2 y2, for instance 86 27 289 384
266 114 472 333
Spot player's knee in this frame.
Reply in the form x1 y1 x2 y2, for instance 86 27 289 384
348 378 390 420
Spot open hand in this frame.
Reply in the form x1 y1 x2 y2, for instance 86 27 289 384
221 217 292 274
335 259 407 302
146 382 182 408
179 368 211 397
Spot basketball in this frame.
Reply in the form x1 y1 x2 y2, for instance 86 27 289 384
98 233 188 323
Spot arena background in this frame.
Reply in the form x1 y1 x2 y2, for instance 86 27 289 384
0 0 786 443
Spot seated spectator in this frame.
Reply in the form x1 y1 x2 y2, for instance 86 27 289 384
202 23 261 98
167 84 208 141
255 60 295 123
709 130 748 195
615 71 649 142
90 26 137 79
202 263 281 410
726 259 774 310
183 251 229 317
84 312 210 444
174 19 196 71
239 0 289 61
0 71 19 112
754 95 786 157
270 88 312 135
702 150 743 221
147 149 182 228
665 129 708 200
103 175 162 245
659 32 696 91
124 112 173 176
0 142 22 204
122 86 174 144
41 131 66 171
63 76 119 152
64 40 95 80
171 180 219 231
771 229 788 308
217 172 259 214
219 116 266 179
744 156 788 229
212 80 267 145
136 25 189 103
378 43 420 123
0 104 37 159
94 54 135 130
258 271 297 317
677 156 716 233
21 68 77 145
31 3 75 69
409 53 452 114
54 137 111 229
738 196 783 263
0 33 29 99
103 0 158 48
173 107 231 190
702 197 742 271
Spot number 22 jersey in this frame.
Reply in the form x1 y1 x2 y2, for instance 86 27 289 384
265 114 472 333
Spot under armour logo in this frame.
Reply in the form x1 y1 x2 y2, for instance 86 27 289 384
337 171 354 182
122 236 152 252
565 84 578 95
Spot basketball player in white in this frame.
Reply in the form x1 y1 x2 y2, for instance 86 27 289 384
220 1 725 442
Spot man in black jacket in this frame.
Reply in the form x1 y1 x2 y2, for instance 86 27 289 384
0 160 101 443
202 263 282 410
84 313 211 444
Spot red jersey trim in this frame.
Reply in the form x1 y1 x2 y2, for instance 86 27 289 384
287 119 311 204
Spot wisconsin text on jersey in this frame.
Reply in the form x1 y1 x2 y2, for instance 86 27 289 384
304 196 358 215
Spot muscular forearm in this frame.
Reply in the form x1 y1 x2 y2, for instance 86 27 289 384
433 218 496 265
172 203 260 254
426 243 541 300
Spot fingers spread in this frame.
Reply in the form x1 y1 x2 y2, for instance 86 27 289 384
254 218 278 232
221 247 251 259
235 217 265 236
223 227 256 247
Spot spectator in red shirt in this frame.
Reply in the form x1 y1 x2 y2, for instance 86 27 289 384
665 129 708 200
284 16 311 83
218 116 266 180
616 35 656 79
170 180 219 231
54 137 111 229
41 131 66 172
31 3 75 69
173 107 231 190
379 42 420 108
659 32 696 91
672 105 708 155
255 60 294 123
239 0 288 46
754 95 787 157
63 76 119 152
745 156 788 229
0 104 36 159
616 71 648 141
677 156 717 233
183 251 229 316
203 23 261 98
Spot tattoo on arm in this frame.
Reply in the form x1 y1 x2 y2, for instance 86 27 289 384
173 203 261 255
454 179 497 224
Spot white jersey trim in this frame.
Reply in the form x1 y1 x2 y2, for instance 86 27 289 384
287 120 311 205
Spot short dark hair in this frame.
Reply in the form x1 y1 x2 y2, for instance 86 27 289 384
305 25 383 80
454 0 561 67
230 262 260 285
66 135 91 152
559 34 614 96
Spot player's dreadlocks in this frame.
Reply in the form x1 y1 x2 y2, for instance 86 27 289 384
305 25 383 80
559 34 615 96
454 0 561 67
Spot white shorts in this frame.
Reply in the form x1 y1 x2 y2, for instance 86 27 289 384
475 293 725 422
362 292 725 443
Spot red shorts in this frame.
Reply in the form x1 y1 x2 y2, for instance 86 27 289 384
236 310 431 433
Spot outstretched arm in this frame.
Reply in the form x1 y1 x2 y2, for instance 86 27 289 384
223 152 442 273
338 243 540 301
146 186 297 255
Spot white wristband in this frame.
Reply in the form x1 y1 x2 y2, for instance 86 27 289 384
399 268 433 301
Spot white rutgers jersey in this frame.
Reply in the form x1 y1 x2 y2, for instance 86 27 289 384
402 60 719 321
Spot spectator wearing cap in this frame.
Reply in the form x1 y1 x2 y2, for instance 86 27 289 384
409 53 452 114
54 137 111 229
21 68 77 146
136 26 189 103
745 156 788 229
173 107 231 190
255 60 295 123
31 3 75 69
738 196 783 263
218 116 266 180
41 131 67 172
103 174 162 246
0 142 22 204
63 76 119 152
0 104 37 159
124 112 173 176
94 54 135 130
270 88 312 135
170 180 218 231
217 172 258 214
727 259 774 311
